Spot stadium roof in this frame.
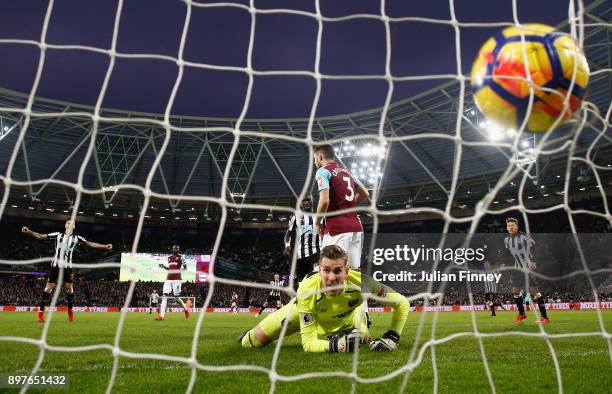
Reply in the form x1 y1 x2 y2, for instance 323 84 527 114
0 0 610 219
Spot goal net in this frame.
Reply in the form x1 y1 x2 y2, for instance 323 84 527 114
0 0 610 392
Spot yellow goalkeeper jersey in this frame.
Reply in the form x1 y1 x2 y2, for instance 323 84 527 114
296 270 409 352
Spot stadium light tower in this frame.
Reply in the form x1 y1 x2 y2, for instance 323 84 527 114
335 139 387 190
0 117 16 142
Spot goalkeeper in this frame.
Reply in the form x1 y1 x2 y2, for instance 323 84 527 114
239 245 409 352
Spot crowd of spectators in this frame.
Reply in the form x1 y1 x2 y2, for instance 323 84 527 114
0 224 290 278
1 274 609 308
412 291 612 306
0 275 291 308
0 197 610 309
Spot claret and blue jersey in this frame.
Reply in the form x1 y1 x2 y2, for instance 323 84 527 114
315 162 364 236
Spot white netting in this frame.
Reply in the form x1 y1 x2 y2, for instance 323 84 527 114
0 0 611 393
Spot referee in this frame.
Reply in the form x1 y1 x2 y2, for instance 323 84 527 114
284 194 321 289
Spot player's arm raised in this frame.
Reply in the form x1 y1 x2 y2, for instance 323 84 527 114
83 239 113 250
21 226 48 240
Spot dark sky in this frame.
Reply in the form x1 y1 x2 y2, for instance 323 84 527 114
0 0 581 118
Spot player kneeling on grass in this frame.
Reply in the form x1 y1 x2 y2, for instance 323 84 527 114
239 245 409 352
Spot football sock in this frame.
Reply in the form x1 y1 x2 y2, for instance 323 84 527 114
537 296 548 319
490 304 496 316
514 294 525 315
160 296 168 317
39 289 52 312
66 292 74 311
240 330 263 348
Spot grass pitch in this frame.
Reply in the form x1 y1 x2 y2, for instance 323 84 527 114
0 310 611 393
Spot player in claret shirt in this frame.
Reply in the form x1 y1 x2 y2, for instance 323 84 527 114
313 144 369 269
155 245 190 321
313 144 371 322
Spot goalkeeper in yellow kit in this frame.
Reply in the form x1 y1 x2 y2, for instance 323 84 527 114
239 245 409 352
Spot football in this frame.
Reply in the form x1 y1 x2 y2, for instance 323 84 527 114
471 23 589 132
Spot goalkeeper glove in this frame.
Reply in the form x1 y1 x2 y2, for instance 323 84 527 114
329 330 361 353
369 330 400 351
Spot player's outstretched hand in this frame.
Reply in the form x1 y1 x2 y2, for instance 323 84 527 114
105 244 113 250
159 263 165 269
369 330 400 351
282 245 291 256
329 329 361 353
21 226 30 233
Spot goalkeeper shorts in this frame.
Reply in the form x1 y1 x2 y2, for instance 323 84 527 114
258 300 301 341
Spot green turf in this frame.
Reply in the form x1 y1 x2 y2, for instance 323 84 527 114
0 310 610 393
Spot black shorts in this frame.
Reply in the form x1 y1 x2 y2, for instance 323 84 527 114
507 268 538 290
151 302 159 306
296 253 319 282
266 295 281 304
48 266 73 284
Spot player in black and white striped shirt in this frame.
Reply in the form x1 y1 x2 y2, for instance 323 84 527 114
504 218 549 325
284 194 321 289
483 262 505 317
22 220 113 322
149 290 160 315
255 274 285 317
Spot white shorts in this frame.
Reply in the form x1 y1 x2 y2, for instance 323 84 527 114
231 302 237 308
163 280 182 296
322 232 363 269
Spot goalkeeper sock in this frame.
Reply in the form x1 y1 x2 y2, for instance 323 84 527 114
160 297 167 318
240 330 263 348
514 294 525 315
66 292 74 311
537 296 548 319
39 289 51 312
